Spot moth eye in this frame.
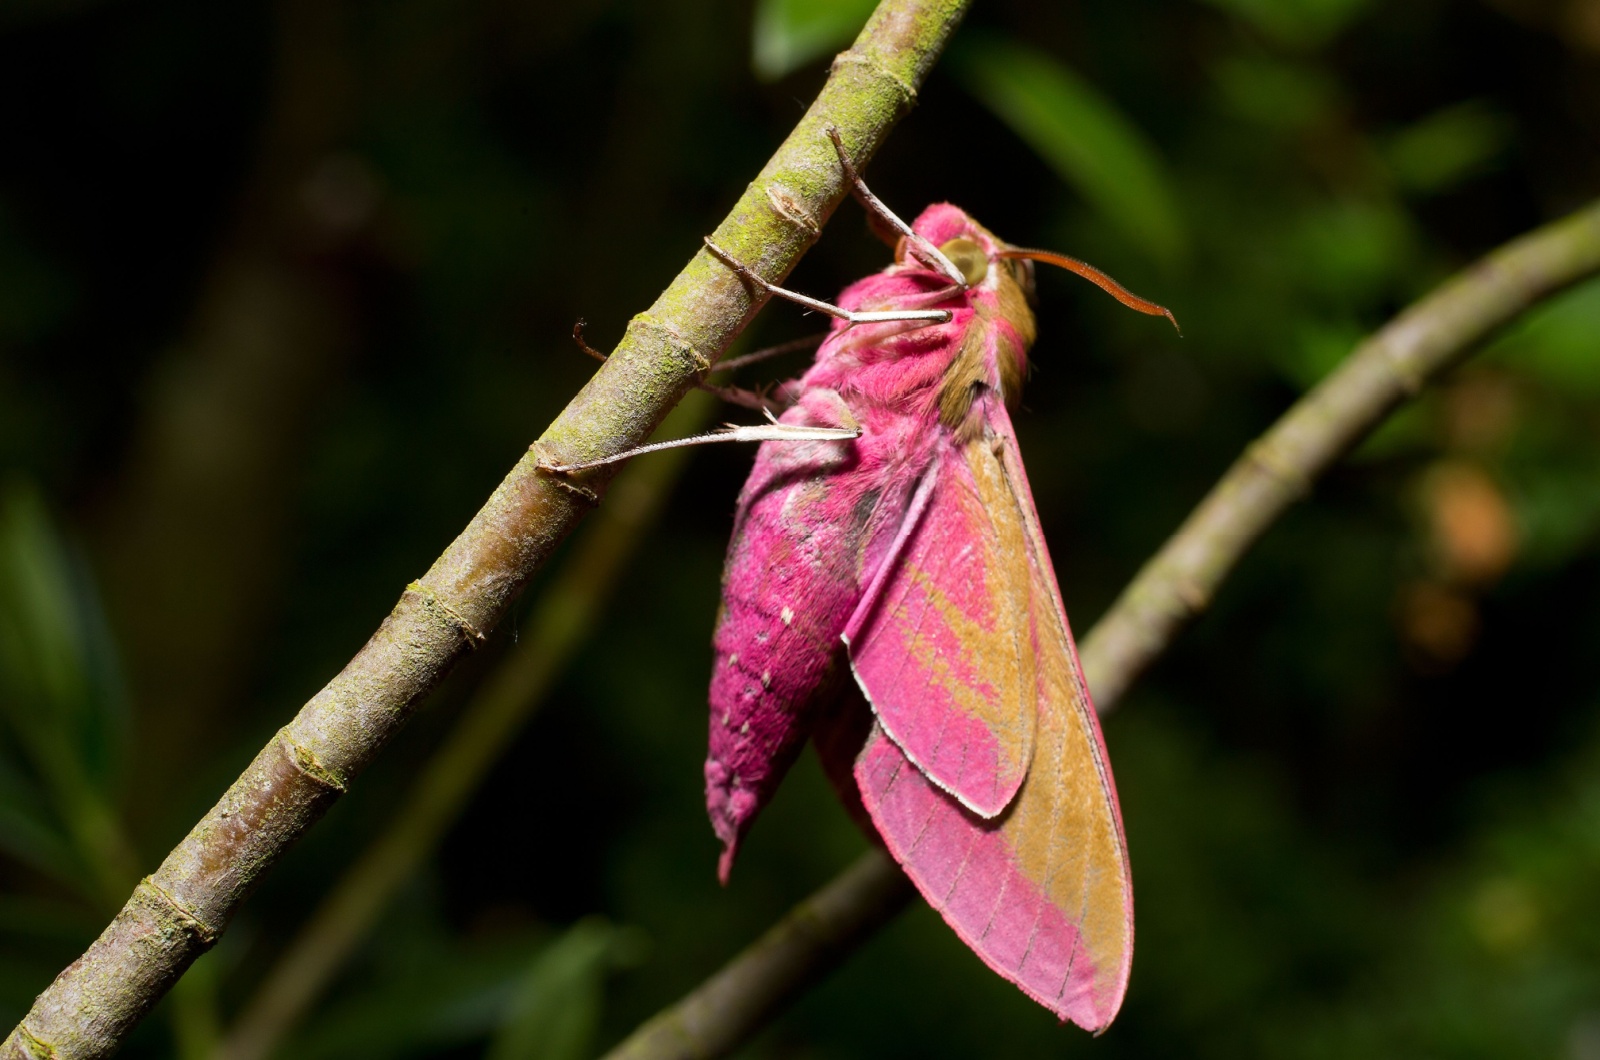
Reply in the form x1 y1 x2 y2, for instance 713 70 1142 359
938 237 989 286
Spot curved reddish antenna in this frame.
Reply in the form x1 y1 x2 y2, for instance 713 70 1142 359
999 247 1181 334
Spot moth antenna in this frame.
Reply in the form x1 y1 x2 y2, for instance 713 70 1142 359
999 248 1181 334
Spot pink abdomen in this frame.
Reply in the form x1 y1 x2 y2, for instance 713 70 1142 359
706 446 869 879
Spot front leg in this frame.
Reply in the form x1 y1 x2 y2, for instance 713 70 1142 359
700 378 800 414
704 239 952 327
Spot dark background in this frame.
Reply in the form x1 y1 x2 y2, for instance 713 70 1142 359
3 0 1600 1056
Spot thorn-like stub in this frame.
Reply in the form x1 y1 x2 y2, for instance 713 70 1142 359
276 730 349 792
405 580 489 648
572 319 608 363
627 309 712 373
765 183 820 239
139 877 219 945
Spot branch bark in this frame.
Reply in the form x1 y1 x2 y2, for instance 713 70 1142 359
600 199 1600 1060
0 2 972 1056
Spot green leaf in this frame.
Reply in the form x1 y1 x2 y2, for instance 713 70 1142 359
0 482 134 900
950 37 1188 268
1485 275 1600 397
0 754 81 886
751 0 875 82
487 918 646 1060
1382 100 1514 196
0 483 128 789
1196 0 1372 48
1287 198 1416 304
1212 55 1339 131
291 934 535 1060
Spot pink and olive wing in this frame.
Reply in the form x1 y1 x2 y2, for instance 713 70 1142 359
842 434 1037 818
853 403 1132 1031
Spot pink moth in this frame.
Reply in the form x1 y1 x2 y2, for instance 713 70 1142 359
546 129 1177 1032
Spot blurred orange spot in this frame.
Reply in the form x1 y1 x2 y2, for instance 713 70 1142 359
1422 460 1518 585
1395 581 1479 670
1564 0 1600 53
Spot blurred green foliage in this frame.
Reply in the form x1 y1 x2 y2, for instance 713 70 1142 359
949 34 1189 267
0 485 132 906
2 0 1600 1057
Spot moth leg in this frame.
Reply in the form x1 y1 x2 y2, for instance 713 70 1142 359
700 379 801 414
711 333 825 374
574 321 806 413
825 126 968 289
705 238 951 326
874 283 966 311
536 407 859 474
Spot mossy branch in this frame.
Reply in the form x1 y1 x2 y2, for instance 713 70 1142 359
0 2 972 1056
600 199 1600 1060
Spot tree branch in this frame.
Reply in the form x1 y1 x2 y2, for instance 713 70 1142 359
599 199 1600 1060
1079 200 1600 709
607 853 914 1060
0 2 973 1056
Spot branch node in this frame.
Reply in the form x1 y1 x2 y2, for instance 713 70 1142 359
530 445 604 503
1173 575 1212 615
140 877 219 945
275 730 349 793
10 1026 54 1060
631 310 712 374
405 580 489 648
831 49 918 110
1244 439 1311 497
1380 341 1427 396
764 182 821 239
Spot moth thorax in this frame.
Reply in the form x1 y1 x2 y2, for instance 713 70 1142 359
935 245 1037 431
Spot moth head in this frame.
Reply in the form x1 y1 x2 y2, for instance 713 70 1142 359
904 204 1181 332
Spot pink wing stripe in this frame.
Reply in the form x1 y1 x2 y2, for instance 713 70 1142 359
857 725 1117 1030
843 440 1036 818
